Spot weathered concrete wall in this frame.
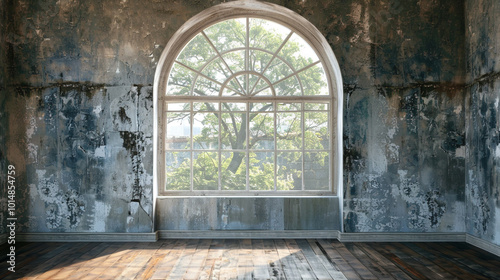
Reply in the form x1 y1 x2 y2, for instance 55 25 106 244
342 0 466 232
2 0 468 234
465 0 500 246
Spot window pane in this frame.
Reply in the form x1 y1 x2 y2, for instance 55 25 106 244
221 152 246 190
279 33 319 70
278 102 301 111
177 34 217 70
193 102 218 111
249 18 291 53
249 112 274 150
204 18 246 53
194 76 220 96
277 152 302 191
249 152 275 191
166 112 190 150
277 112 302 150
167 63 194 96
299 64 328 96
165 151 191 191
249 50 272 73
202 58 232 83
221 106 246 150
222 50 245 73
263 58 293 83
304 152 329 190
193 112 219 150
275 76 301 96
193 152 219 190
304 111 329 150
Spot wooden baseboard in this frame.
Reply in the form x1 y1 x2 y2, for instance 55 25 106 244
339 232 466 243
466 234 500 257
16 232 158 242
158 230 340 239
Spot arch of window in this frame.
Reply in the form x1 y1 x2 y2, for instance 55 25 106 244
153 1 343 196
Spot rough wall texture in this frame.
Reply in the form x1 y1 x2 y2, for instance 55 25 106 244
465 0 500 246
1 0 469 234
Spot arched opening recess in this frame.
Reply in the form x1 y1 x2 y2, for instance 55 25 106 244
153 0 343 235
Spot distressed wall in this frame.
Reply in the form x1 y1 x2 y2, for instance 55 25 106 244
1 0 470 234
465 0 500 246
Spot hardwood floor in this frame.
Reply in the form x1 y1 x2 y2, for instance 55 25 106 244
1 239 499 279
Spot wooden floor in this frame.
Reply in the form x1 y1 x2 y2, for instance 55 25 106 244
1 239 500 279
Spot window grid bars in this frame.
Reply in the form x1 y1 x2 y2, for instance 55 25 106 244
164 101 330 192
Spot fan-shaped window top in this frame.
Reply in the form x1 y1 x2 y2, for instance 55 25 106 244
166 18 329 98
157 13 341 195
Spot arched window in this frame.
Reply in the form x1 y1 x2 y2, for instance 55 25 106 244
154 1 343 196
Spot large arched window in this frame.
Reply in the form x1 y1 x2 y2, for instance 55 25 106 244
154 1 343 196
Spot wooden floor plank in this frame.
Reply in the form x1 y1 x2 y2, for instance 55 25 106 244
307 239 348 280
2 239 500 280
285 239 318 279
343 242 396 279
296 239 332 279
413 242 491 280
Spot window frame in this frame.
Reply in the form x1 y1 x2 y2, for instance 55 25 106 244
153 1 343 197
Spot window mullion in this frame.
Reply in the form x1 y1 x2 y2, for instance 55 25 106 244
301 102 305 191
246 102 250 191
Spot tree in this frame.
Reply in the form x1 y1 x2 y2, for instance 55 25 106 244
164 18 330 192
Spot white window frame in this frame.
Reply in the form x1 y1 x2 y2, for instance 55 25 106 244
153 0 343 197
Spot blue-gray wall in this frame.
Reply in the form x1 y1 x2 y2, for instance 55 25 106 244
465 0 500 246
1 0 496 243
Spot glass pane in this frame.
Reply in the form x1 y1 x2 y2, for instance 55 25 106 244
278 33 319 70
193 102 218 111
193 112 219 150
249 50 272 73
222 87 242 96
204 18 246 53
277 152 302 191
221 152 246 191
249 152 275 191
251 79 272 96
165 151 191 191
299 64 328 96
278 103 301 111
221 110 246 150
167 63 194 96
304 112 329 150
201 58 232 83
305 102 329 111
250 103 273 112
222 50 245 73
263 58 293 83
167 102 190 111
194 76 221 96
304 152 329 190
277 112 302 150
177 33 217 70
275 76 301 96
193 152 219 190
249 112 274 150
249 18 291 53
166 112 190 150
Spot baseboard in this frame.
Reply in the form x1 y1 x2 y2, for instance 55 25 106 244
16 232 158 242
466 234 500 257
339 232 466 243
158 230 341 239
0 233 7 245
